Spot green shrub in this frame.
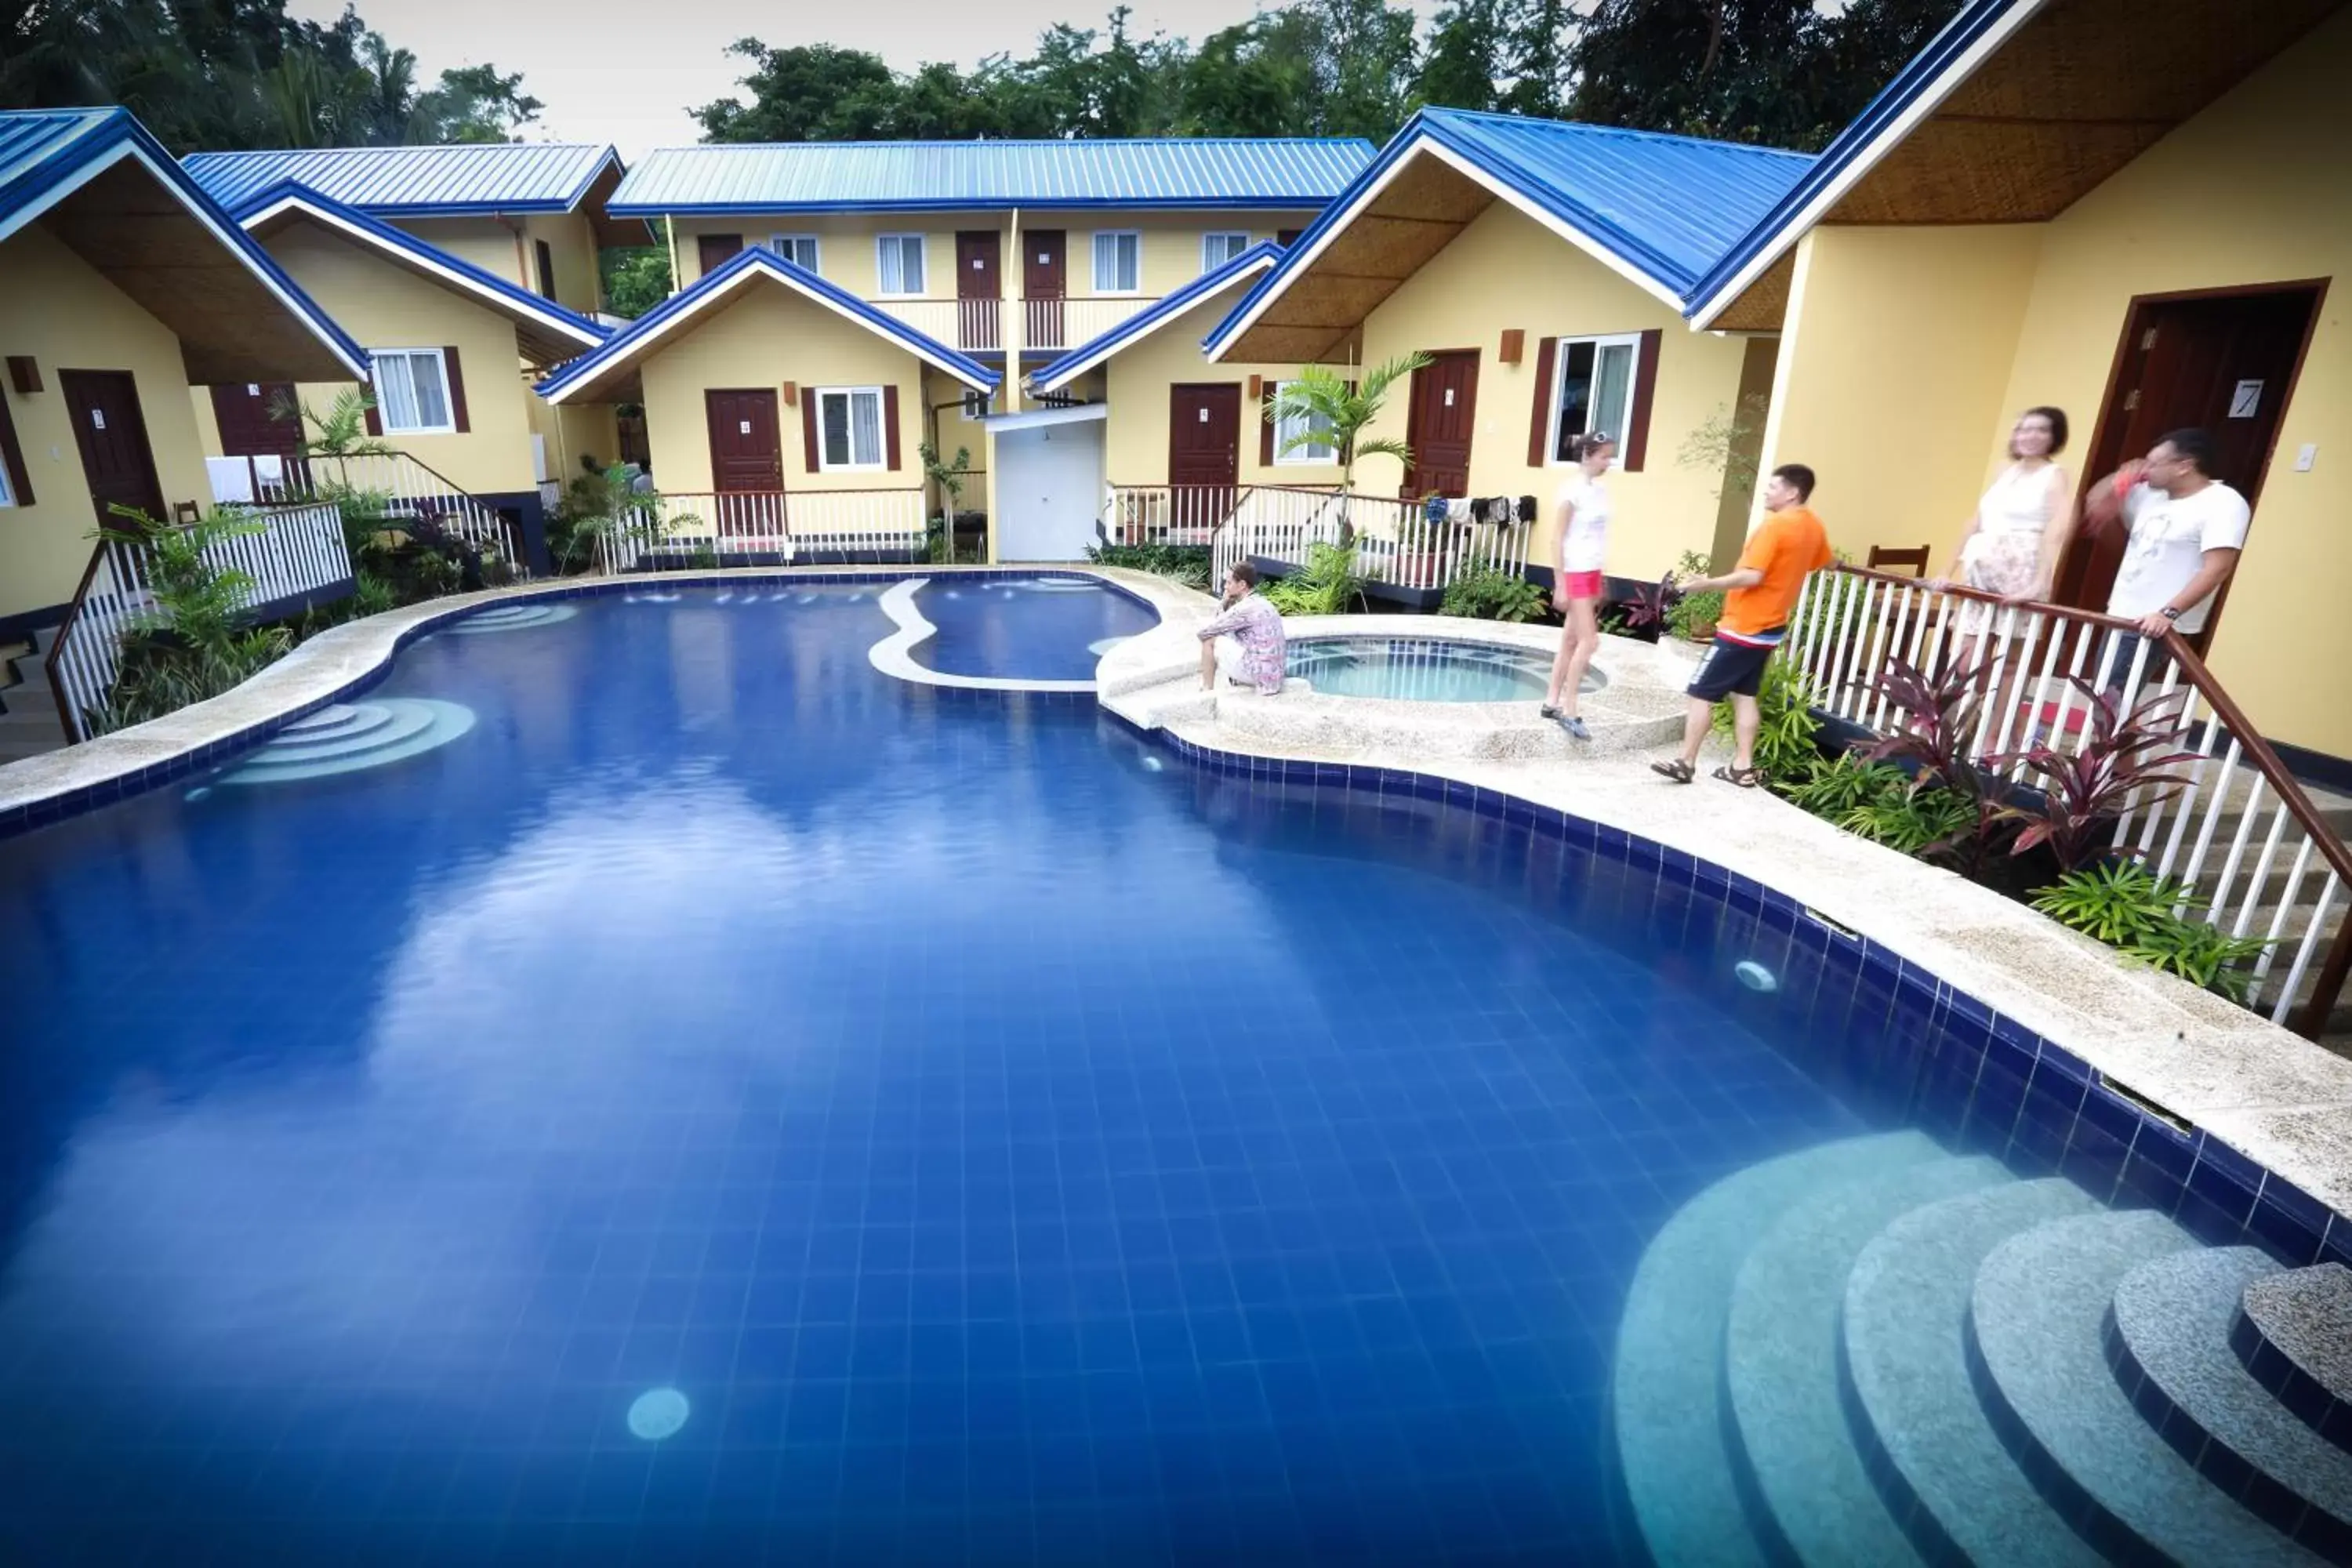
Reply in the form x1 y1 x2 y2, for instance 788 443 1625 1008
2031 860 2272 1002
1441 561 1548 622
1259 542 1365 616
1711 659 1820 780
1778 752 1907 815
1087 542 1212 590
1836 786 1977 855
1665 549 1723 641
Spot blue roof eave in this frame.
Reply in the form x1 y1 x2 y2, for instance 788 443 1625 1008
1683 0 2027 321
536 246 998 402
607 194 1345 218
1030 241 1283 392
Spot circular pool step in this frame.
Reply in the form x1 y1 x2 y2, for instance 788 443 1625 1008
442 603 577 634
220 698 475 785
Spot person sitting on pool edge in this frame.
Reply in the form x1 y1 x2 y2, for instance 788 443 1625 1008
1198 562 1288 695
1652 463 1834 787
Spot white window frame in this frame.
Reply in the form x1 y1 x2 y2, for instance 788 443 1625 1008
1270 379 1337 466
768 234 821 271
1544 332 1643 466
1091 230 1142 295
1201 231 1250 272
815 386 888 472
369 347 456 436
875 234 926 296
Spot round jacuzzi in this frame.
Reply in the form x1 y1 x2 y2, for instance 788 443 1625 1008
1286 635 1601 702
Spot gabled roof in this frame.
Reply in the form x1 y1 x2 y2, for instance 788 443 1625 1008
0 107 368 383
608 137 1377 215
183 142 620 217
1204 108 1810 363
537 245 999 405
234 182 607 367
1686 0 2347 328
1029 241 1283 394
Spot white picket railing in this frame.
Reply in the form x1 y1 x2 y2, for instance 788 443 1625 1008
1025 296 1159 353
207 451 517 567
1784 565 2352 1036
873 298 1002 353
1194 485 1533 593
597 489 927 573
1104 484 1247 547
46 501 352 743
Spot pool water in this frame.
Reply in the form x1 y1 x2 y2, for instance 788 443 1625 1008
1287 637 1588 703
912 576 1156 682
0 576 2258 1564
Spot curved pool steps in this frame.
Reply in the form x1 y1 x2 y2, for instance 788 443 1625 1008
2110 1246 2352 1556
1725 1151 2011 1566
1968 1210 2322 1564
218 699 476 785
1613 1131 1944 1568
1838 1178 2111 1566
2238 1263 2352 1454
440 603 578 634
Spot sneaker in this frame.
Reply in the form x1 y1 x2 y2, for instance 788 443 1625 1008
1562 716 1591 741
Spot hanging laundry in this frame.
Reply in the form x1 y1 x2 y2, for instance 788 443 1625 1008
1515 495 1538 523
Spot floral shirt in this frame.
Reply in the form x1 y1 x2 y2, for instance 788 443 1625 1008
1200 593 1287 695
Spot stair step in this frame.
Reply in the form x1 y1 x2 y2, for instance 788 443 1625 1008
219 698 474 784
1842 1178 2106 1567
2239 1263 2352 1453
1726 1153 2011 1566
275 703 405 747
2111 1247 2352 1555
1969 1210 2319 1564
250 702 434 762
1614 1131 1944 1568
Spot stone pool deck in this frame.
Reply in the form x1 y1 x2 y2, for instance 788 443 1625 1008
3 563 2349 1226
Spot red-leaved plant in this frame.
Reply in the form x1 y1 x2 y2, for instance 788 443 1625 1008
1991 678 2201 871
1858 655 2007 877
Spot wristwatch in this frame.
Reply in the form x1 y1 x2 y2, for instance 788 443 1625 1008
2160 606 2183 622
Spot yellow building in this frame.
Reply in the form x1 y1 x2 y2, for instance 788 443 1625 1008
1689 0 2352 773
1205 110 1809 586
0 108 368 630
536 248 996 564
180 143 643 569
608 139 1372 417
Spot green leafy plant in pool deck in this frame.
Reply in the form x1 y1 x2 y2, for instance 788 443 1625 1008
1711 659 1820 782
1086 542 1211 590
1779 752 1908 817
1857 655 2008 877
1440 557 1548 622
1258 541 1367 616
1837 785 1978 856
2029 860 2271 1002
86 506 292 735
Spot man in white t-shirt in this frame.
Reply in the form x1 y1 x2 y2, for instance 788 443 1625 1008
2082 426 2250 684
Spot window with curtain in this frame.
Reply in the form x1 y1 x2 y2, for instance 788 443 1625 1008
371 348 454 434
1550 334 1640 462
817 387 886 470
1272 381 1336 465
769 234 820 271
876 234 925 295
1201 231 1250 272
1091 230 1141 292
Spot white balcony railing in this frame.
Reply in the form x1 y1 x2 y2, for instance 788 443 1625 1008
873 298 1001 353
597 488 927 572
206 451 517 564
1025 296 1158 353
869 296 1160 354
47 501 352 742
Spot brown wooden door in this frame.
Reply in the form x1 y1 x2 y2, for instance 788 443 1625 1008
697 233 743 278
705 388 782 492
2058 285 2321 628
60 370 165 528
1025 230 1065 349
1403 350 1479 497
956 231 1002 354
1169 383 1241 488
209 383 300 458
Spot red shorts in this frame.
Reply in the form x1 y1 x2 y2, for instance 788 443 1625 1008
1561 570 1603 600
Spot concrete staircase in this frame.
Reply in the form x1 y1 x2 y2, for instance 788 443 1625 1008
1616 1134 2352 1565
0 627 69 764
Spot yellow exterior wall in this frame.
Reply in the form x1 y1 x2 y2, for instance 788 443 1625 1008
670 210 1320 296
223 220 539 496
1758 8 2352 757
0 223 212 619
1353 201 1755 581
636 286 928 495
392 213 604 318
1099 289 1343 488
1759 224 2045 564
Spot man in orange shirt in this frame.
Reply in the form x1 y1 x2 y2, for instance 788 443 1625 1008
1652 463 1833 787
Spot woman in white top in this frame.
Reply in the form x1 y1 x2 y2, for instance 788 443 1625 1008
1541 431 1616 740
1930 408 2076 726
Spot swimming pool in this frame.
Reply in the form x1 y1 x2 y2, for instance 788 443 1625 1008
0 575 2339 1563
1287 636 1590 703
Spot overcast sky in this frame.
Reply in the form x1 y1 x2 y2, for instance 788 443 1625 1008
292 0 1443 158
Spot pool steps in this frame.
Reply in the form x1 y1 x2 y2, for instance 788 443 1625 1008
217 699 475 785
2239 1263 2352 1454
1620 1136 2347 1565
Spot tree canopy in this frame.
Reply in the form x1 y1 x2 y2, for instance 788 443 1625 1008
2 0 542 152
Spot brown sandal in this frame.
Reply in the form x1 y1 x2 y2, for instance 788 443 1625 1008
1650 759 1694 784
1713 764 1764 788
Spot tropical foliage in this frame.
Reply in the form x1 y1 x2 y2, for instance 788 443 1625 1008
1711 658 1819 779
1271 357 1428 529
1440 559 1548 622
2030 861 2271 1004
87 507 290 735
1259 543 1367 616
1992 681 2200 872
1086 543 1213 591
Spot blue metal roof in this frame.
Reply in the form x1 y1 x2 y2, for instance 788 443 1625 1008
183 142 621 217
234 181 608 361
1686 0 2025 324
1030 241 1283 394
0 107 369 378
608 138 1377 215
1205 109 1812 356
538 245 998 402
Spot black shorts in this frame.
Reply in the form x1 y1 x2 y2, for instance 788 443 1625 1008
1686 633 1779 700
